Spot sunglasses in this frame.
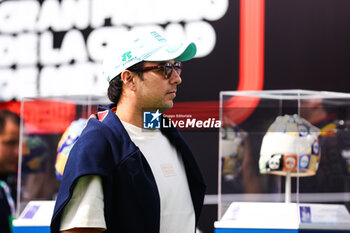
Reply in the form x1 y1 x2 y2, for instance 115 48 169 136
131 62 182 79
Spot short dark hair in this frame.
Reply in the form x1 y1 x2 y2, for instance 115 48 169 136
0 110 20 134
107 61 144 104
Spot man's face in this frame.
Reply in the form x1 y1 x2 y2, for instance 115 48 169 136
134 60 182 111
0 119 20 174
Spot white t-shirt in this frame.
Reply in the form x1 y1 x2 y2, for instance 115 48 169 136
59 175 106 231
60 120 195 233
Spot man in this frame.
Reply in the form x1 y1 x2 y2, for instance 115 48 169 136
0 110 20 233
50 30 206 233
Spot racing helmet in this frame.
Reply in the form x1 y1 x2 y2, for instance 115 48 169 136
55 118 87 180
259 114 320 177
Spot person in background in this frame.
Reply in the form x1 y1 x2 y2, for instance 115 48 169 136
299 99 350 206
0 110 20 233
51 30 206 233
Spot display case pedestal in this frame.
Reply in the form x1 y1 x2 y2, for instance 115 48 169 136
13 197 56 232
214 202 350 233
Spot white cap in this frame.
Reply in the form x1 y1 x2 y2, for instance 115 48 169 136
102 30 197 82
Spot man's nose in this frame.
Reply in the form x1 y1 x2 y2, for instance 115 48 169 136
170 71 182 85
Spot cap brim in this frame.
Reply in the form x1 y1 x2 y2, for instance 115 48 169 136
145 42 197 62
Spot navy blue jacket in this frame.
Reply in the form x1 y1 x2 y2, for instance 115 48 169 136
50 106 206 233
0 185 11 233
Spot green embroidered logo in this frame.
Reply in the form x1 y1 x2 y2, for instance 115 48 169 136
150 31 166 42
166 43 183 53
122 51 132 61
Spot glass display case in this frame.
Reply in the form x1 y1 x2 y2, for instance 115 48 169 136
217 90 350 232
13 95 109 232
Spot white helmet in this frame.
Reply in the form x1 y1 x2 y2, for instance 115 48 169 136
259 114 320 177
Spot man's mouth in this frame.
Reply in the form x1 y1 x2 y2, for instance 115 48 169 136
167 90 177 96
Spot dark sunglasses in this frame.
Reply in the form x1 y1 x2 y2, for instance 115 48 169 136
131 62 182 79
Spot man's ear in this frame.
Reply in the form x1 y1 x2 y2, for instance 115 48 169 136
121 70 136 91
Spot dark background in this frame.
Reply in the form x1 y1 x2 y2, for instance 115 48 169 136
2 0 350 232
179 1 350 232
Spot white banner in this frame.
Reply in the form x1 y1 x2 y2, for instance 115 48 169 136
0 0 229 100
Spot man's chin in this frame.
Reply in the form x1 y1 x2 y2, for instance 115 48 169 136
7 164 18 173
160 102 174 112
146 101 173 112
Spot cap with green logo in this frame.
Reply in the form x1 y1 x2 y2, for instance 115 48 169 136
102 30 197 83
